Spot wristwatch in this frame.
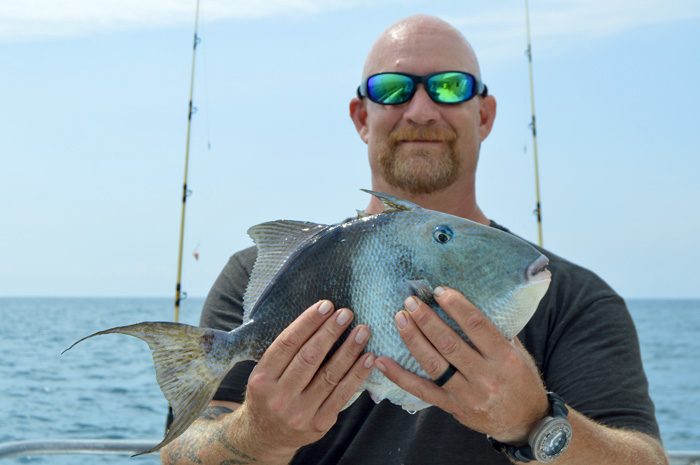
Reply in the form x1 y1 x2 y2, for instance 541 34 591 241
488 392 572 463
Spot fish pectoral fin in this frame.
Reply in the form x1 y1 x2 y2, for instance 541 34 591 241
407 279 436 303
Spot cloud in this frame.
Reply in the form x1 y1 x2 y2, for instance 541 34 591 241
1 0 698 43
449 0 700 60
0 0 371 40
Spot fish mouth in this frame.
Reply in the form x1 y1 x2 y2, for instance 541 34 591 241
526 255 551 283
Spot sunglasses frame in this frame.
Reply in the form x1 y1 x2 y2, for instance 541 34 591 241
357 70 488 106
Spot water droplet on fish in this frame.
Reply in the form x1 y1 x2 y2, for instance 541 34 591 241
406 410 417 415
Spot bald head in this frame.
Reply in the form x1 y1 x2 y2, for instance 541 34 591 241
363 15 481 80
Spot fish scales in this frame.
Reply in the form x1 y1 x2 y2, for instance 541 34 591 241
241 223 360 359
64 190 551 453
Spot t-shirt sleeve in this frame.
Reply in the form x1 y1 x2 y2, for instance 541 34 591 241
199 246 258 403
537 264 661 439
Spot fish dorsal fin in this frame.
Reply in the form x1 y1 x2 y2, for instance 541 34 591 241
243 220 329 320
361 189 422 212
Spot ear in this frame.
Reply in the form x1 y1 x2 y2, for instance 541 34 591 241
349 97 370 144
478 95 497 142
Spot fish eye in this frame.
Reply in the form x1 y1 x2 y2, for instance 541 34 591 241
432 225 453 244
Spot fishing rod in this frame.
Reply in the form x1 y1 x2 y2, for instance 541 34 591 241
524 0 544 247
174 0 202 322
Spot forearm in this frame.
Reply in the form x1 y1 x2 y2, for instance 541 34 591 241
160 404 297 465
514 409 668 465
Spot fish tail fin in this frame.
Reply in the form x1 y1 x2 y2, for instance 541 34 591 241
64 322 245 455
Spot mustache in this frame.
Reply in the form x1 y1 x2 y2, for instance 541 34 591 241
389 126 457 143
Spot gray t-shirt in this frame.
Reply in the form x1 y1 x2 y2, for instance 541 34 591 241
198 222 660 465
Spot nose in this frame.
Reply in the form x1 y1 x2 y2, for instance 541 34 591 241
402 84 440 125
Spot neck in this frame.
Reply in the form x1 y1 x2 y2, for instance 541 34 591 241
365 178 489 225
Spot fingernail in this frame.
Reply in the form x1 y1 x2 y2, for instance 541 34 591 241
355 327 368 344
318 300 333 315
395 311 408 329
404 296 418 312
433 286 445 297
375 359 387 372
336 309 352 325
364 354 375 369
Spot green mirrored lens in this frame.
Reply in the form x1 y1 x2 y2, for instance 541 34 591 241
367 74 414 104
427 72 474 103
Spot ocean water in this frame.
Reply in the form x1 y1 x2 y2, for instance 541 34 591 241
0 297 698 464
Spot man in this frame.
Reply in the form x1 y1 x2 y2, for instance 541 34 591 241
161 15 667 465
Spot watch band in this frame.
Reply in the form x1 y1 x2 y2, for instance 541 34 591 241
548 392 568 418
488 392 570 463
488 435 537 463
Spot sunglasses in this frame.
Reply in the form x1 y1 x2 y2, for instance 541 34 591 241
357 71 488 106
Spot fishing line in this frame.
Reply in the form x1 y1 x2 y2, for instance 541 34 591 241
199 4 213 152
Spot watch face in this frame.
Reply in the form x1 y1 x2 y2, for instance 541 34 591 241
542 429 568 456
532 417 572 462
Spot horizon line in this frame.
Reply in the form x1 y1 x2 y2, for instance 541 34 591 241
0 295 698 301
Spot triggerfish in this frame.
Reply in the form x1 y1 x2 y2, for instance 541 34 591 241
63 190 551 454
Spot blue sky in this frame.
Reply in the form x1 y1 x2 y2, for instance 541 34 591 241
1 0 699 301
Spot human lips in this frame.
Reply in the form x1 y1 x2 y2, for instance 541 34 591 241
389 126 457 146
398 139 446 143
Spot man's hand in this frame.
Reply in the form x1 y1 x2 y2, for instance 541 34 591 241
236 299 375 459
374 286 549 444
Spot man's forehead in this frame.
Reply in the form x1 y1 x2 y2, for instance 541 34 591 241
363 19 479 78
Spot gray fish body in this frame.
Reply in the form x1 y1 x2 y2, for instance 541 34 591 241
65 191 550 453
233 193 551 411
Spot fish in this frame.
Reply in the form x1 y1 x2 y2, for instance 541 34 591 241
63 190 551 454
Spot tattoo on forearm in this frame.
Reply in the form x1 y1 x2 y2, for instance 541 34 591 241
202 407 256 463
166 441 202 465
201 406 234 420
165 406 257 464
213 423 257 464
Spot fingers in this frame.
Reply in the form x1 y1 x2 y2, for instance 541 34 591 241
258 299 336 378
372 288 549 442
279 307 357 391
375 288 507 406
314 352 375 430
374 356 450 409
242 300 374 452
304 325 372 400
400 296 485 377
394 308 467 384
432 287 509 358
